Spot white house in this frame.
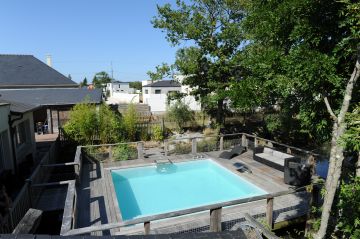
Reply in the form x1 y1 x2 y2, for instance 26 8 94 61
105 81 140 104
0 100 37 176
142 76 201 113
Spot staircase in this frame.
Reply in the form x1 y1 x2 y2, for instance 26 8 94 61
117 103 151 115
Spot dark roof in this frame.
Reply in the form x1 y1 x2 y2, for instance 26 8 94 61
143 80 181 88
0 55 78 88
0 88 102 106
0 99 39 113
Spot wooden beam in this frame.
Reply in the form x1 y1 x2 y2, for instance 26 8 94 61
210 207 222 232
244 213 280 239
266 197 274 229
12 209 42 234
144 221 150 235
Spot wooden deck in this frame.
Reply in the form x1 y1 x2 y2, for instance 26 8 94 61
76 149 309 235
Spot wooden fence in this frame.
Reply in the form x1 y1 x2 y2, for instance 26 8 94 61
60 132 322 236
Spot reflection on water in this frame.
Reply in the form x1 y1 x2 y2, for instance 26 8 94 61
316 159 329 179
156 164 178 174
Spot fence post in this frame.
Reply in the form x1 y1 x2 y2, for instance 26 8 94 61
267 141 273 148
164 140 168 156
25 179 33 207
266 197 274 229
241 134 247 147
210 207 222 232
286 148 292 154
192 138 197 154
137 142 144 159
219 136 224 151
254 137 258 148
108 145 113 160
144 221 150 235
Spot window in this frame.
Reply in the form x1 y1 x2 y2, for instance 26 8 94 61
155 89 161 94
145 90 148 94
15 121 26 148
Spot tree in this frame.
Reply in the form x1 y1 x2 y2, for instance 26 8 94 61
147 63 172 82
167 100 194 132
79 77 88 88
92 71 112 88
236 0 359 237
152 0 244 125
98 104 123 144
129 81 142 91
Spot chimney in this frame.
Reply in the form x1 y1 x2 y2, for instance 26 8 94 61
46 55 52 67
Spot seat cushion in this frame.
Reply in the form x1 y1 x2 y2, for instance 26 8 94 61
255 153 285 166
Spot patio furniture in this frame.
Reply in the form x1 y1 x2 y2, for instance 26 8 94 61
219 145 247 159
284 159 311 186
253 146 299 172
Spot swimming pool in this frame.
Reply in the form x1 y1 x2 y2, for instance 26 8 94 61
111 159 266 220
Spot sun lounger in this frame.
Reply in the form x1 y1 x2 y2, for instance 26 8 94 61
219 145 247 159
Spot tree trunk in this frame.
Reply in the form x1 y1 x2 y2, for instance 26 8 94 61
216 99 224 126
315 55 360 239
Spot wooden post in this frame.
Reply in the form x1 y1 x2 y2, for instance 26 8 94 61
219 136 224 151
192 138 197 154
164 140 168 156
144 221 150 235
210 207 222 232
108 145 113 160
266 197 274 229
241 134 247 147
286 148 292 154
254 137 258 148
137 142 144 159
305 184 320 236
267 141 273 148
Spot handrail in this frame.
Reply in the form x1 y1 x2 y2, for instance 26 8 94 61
62 186 308 236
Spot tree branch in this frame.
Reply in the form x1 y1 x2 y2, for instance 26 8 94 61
324 96 338 122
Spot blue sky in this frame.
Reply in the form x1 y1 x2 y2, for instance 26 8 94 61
0 0 186 83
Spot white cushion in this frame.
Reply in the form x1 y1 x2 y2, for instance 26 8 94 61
263 147 274 155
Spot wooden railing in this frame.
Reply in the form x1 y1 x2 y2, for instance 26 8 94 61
61 185 314 236
60 132 322 236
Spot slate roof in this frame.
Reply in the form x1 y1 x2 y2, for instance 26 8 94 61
143 80 181 88
0 99 39 113
0 55 78 88
0 88 102 106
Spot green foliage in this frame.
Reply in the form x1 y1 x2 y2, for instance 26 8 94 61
63 102 98 145
92 71 112 88
112 144 138 161
264 114 282 134
152 0 245 124
79 77 88 87
129 81 142 91
337 177 360 238
340 104 360 152
123 103 138 141
98 104 123 144
63 102 123 145
147 63 173 82
167 101 194 132
152 125 164 142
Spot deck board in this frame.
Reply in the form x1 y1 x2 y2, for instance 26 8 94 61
76 149 309 235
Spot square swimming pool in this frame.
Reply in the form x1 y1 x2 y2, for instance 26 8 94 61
111 159 266 220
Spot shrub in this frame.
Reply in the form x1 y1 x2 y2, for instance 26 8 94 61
123 103 138 141
152 125 164 142
63 102 98 145
264 114 282 134
98 104 123 144
167 101 194 132
203 127 219 136
112 144 138 161
197 139 218 152
172 142 191 154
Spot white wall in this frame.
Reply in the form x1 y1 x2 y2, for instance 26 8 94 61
106 82 135 97
143 94 168 112
106 93 140 104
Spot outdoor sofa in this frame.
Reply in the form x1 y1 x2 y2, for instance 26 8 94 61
253 146 311 186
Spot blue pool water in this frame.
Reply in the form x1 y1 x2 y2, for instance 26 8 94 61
111 159 266 220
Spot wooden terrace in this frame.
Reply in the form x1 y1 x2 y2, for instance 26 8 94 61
74 149 310 236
